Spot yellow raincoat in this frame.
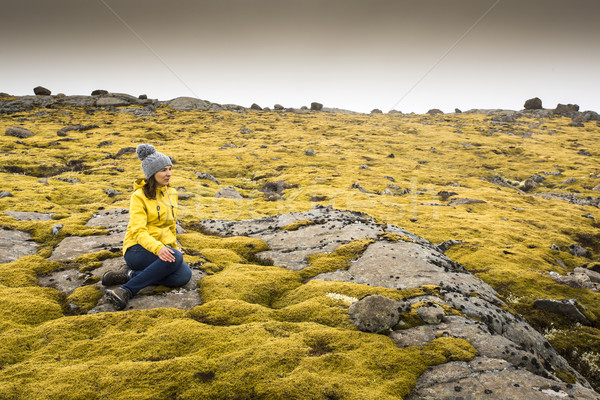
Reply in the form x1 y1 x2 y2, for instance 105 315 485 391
122 179 178 255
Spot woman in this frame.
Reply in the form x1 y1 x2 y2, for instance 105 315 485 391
103 143 192 310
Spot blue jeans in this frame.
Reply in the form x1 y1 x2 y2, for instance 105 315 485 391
122 244 192 296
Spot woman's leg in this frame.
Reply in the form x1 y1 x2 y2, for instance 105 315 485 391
122 245 188 296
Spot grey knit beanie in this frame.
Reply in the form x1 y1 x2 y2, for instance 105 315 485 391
136 143 172 180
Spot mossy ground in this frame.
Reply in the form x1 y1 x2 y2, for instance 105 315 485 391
1 105 599 396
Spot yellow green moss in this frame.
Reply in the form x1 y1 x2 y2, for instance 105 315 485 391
66 285 103 312
282 219 315 231
300 238 374 279
377 232 413 242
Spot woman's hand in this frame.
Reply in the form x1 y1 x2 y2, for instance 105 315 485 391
158 246 176 262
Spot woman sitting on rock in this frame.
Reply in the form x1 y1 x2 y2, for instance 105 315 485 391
103 143 192 310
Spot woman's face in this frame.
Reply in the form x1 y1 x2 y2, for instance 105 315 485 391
154 165 172 187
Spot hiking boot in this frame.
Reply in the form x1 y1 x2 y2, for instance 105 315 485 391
106 287 131 311
102 269 131 286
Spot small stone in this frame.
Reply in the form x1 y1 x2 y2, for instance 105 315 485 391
568 244 591 258
0 191 13 199
104 189 122 197
359 164 370 170
5 126 35 138
214 186 243 199
52 224 63 236
348 295 402 334
417 304 444 324
138 94 148 100
196 172 220 184
250 103 262 111
91 89 109 96
274 104 284 110
427 109 443 115
370 109 382 114
310 102 323 111
305 149 315 156
551 243 560 251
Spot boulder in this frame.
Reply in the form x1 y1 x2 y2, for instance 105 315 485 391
166 97 213 111
348 295 402 333
33 86 51 96
370 109 382 114
250 103 262 111
427 109 443 115
554 103 579 115
0 191 13 199
524 97 542 110
214 186 243 199
91 90 109 96
310 102 323 111
274 104 284 110
5 126 35 138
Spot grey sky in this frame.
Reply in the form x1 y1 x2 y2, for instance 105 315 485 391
1 0 598 113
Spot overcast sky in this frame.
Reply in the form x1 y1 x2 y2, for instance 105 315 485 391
1 0 598 113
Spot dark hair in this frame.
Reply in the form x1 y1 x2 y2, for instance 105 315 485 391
143 176 159 199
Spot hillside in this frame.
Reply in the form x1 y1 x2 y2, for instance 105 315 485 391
0 91 599 399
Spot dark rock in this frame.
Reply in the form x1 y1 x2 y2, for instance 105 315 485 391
562 178 576 184
115 147 136 157
304 149 315 156
350 183 371 193
388 109 402 114
438 191 458 201
239 127 253 134
274 104 284 110
0 191 13 199
524 97 542 110
33 86 51 96
348 295 402 333
57 124 99 136
310 195 328 202
91 90 109 96
387 153 395 158
5 126 35 138
592 184 600 192
533 298 591 325
250 103 262 111
578 149 591 156
449 198 486 206
359 164 370 170
427 109 443 115
138 94 148 100
551 243 560 251
521 178 539 192
196 172 220 184
455 108 462 113
371 109 382 114
178 193 195 201
554 104 579 115
569 121 584 127
98 141 113 147
437 240 465 253
56 177 80 184
568 244 591 258
310 102 323 111
104 189 122 197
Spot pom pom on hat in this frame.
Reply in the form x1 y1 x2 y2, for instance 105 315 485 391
136 143 172 179
136 143 156 161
